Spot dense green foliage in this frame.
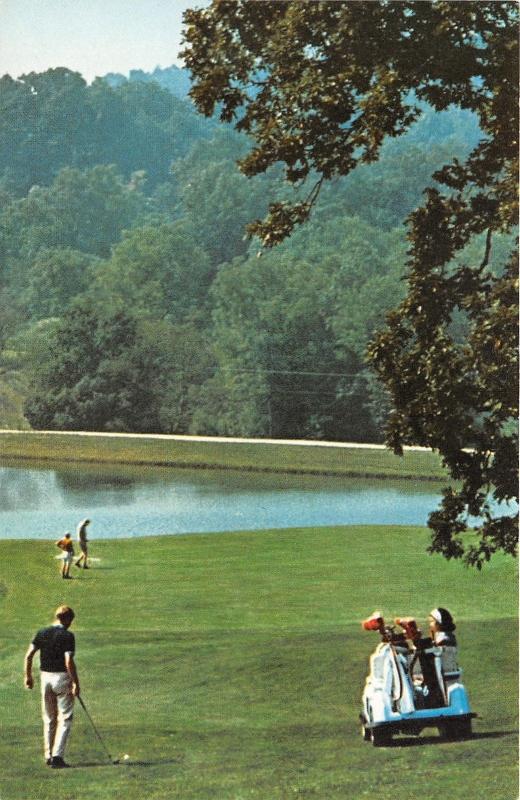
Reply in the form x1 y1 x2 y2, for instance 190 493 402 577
0 64 486 443
0 68 213 195
182 0 518 566
1 528 517 799
23 304 162 432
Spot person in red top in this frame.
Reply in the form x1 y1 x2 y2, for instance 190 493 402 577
56 532 74 580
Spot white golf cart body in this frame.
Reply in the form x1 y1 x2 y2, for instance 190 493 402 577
360 640 475 746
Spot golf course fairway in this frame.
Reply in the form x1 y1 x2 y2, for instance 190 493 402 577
1 526 517 800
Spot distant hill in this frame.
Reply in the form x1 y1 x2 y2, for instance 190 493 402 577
103 64 191 100
0 66 213 194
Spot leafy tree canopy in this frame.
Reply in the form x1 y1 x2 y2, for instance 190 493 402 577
22 247 97 320
0 164 147 267
203 242 394 441
23 303 162 433
90 222 213 321
183 0 518 566
173 128 282 265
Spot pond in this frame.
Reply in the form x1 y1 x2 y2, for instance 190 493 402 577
0 459 447 539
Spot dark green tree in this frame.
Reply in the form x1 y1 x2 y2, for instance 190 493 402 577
173 128 279 267
202 249 382 440
142 317 217 434
23 303 161 432
90 222 213 320
23 248 96 319
0 69 93 193
182 0 518 565
88 78 213 185
0 165 147 272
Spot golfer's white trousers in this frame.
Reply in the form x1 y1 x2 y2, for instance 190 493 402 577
40 671 74 759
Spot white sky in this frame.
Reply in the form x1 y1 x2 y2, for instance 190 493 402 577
0 0 208 82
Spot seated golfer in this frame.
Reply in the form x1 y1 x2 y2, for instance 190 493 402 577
428 607 460 696
428 607 457 647
56 532 74 579
24 605 81 768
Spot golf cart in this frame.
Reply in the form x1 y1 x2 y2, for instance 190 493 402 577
360 612 475 747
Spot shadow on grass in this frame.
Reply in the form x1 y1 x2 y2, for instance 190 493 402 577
469 730 518 740
73 758 181 768
386 729 518 748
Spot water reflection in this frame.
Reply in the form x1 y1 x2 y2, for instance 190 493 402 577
0 458 449 540
54 468 137 507
0 466 58 511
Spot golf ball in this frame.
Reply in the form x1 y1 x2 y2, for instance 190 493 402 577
123 754 130 760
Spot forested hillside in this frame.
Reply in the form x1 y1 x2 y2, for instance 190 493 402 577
0 65 502 440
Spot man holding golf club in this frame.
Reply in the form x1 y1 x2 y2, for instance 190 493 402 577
24 605 80 768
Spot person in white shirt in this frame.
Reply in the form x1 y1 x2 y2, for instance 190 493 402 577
75 518 90 569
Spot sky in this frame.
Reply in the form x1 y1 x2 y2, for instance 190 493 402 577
0 0 207 82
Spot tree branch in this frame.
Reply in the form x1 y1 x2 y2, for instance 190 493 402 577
305 176 324 213
477 228 492 274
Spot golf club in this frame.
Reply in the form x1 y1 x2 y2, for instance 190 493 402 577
78 695 121 765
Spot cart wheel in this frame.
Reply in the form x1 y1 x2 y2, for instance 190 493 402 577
370 726 392 747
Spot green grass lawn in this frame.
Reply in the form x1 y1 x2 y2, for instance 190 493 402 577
0 431 448 480
1 526 517 800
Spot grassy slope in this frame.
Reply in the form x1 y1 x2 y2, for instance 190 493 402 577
1 527 517 800
0 431 447 480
